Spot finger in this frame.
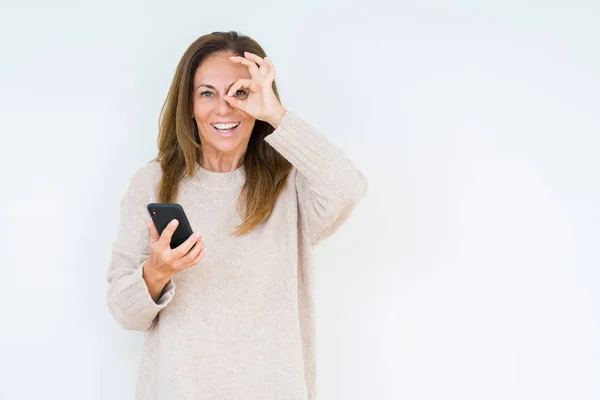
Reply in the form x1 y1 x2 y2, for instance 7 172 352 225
264 57 276 81
224 78 254 110
227 78 254 96
173 231 202 259
244 52 272 81
180 238 204 266
229 56 259 80
189 247 206 267
223 95 240 109
244 51 267 68
223 95 243 110
159 219 179 247
177 245 206 271
148 220 159 243
246 52 273 82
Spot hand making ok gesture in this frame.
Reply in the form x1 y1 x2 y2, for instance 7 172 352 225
224 51 287 128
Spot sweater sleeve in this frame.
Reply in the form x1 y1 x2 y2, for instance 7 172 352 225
106 166 176 331
264 110 368 246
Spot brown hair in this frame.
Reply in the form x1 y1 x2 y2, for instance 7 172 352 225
151 31 292 236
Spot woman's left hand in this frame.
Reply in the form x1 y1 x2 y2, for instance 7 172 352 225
225 52 287 128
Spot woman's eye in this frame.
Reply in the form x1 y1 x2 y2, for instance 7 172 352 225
199 90 246 98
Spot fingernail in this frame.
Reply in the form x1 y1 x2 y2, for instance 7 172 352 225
195 232 201 238
170 219 178 226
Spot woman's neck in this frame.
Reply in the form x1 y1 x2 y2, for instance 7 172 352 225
200 153 245 173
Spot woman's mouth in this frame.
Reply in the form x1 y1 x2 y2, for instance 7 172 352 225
211 122 241 137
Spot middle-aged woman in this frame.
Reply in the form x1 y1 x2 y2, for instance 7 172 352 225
107 30 368 400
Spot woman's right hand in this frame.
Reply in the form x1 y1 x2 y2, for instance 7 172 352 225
144 219 206 284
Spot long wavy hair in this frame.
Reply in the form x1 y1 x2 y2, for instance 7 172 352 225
151 31 292 236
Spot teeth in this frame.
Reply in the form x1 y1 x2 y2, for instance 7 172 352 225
212 122 240 129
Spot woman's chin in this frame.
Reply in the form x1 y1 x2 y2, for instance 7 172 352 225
209 137 246 153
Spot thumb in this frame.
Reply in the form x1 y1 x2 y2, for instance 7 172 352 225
224 95 242 110
148 220 159 243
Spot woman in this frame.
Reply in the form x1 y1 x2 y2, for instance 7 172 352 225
107 31 367 400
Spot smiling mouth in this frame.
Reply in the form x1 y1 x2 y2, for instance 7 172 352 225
211 123 241 137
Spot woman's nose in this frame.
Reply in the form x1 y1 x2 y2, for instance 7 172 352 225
217 95 233 114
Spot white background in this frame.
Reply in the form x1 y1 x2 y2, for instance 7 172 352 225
1 0 598 399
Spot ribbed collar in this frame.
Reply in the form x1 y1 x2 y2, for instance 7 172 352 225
187 163 246 191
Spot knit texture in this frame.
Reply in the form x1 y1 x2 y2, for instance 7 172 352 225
106 110 368 400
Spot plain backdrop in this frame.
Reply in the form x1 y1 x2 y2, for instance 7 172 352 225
1 0 599 399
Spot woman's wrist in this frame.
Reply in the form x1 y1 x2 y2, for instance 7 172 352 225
142 262 171 302
266 107 287 129
144 262 170 283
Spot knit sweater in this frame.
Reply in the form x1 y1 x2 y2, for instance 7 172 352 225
106 110 368 400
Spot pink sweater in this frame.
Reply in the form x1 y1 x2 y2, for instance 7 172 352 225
106 110 367 399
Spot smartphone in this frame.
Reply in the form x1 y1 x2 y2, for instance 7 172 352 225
147 203 195 249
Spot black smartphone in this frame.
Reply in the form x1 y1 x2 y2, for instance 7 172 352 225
147 203 195 249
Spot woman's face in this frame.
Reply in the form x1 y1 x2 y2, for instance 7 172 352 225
192 51 256 161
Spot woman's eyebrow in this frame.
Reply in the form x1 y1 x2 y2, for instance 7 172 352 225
196 83 235 91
